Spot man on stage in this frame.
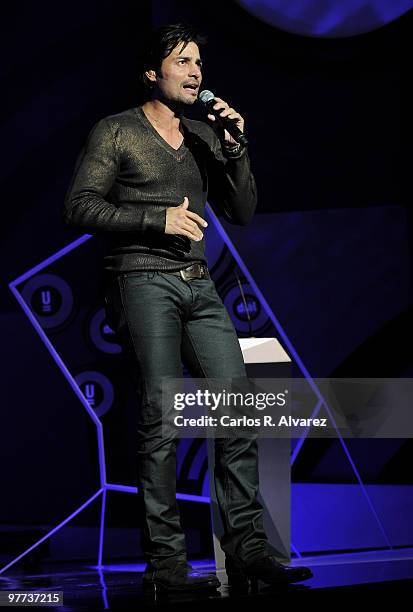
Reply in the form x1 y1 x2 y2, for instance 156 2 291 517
63 23 312 593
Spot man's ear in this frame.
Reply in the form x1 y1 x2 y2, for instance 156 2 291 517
145 69 157 83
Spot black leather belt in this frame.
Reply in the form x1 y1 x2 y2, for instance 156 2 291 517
166 263 210 281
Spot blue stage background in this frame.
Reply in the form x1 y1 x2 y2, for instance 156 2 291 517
1 0 411 568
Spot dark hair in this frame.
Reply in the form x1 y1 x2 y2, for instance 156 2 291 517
140 23 206 91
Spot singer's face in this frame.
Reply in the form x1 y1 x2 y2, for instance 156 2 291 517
156 41 202 106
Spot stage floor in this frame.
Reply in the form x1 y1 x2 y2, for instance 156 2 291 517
1 549 413 608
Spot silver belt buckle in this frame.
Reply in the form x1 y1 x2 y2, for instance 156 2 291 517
179 264 206 281
179 268 190 281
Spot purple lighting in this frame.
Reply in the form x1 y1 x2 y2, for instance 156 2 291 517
0 490 103 575
207 203 391 549
236 0 413 38
2 206 392 574
2 233 215 575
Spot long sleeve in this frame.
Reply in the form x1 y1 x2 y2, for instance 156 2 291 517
206 131 257 226
62 118 166 233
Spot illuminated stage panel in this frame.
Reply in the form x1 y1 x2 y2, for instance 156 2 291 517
2 203 391 574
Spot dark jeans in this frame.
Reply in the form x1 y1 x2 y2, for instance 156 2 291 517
103 270 268 568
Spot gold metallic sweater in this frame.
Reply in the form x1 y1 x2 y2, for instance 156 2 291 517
63 106 257 273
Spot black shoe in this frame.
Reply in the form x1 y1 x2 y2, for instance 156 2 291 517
143 560 221 593
225 556 250 589
226 555 313 588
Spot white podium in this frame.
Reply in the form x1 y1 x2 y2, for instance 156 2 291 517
207 337 291 581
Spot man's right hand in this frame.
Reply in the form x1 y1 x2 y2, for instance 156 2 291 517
165 197 208 241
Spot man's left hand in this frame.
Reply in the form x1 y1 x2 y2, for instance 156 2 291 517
206 97 245 148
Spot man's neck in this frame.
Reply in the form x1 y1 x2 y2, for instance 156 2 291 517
141 99 183 131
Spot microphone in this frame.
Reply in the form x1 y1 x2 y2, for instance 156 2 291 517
198 90 249 147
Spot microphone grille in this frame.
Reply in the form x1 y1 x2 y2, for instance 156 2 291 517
198 90 215 104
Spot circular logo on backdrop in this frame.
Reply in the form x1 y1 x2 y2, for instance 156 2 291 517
89 308 121 354
21 273 74 329
233 294 261 322
75 370 115 418
236 0 413 38
223 282 268 334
